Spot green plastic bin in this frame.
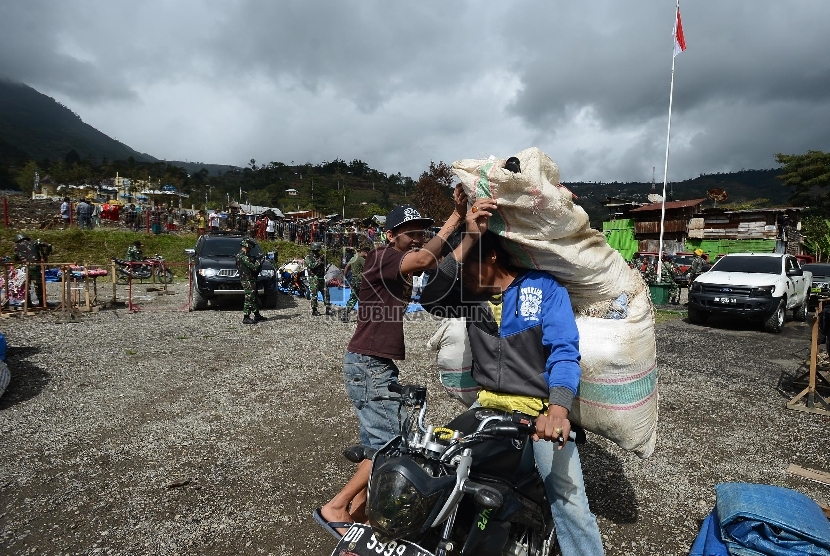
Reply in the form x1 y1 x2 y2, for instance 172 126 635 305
649 283 671 305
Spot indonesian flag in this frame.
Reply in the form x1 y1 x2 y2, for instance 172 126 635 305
673 5 687 57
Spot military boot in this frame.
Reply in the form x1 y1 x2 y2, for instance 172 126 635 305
340 308 351 322
242 315 255 324
253 312 268 322
312 307 322 316
325 306 333 316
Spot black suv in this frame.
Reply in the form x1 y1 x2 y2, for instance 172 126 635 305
187 233 278 310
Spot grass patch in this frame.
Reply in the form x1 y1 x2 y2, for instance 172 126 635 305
125 349 137 356
655 309 685 325
0 228 313 267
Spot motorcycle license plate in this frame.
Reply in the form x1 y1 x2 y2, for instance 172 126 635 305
330 524 435 556
714 297 736 304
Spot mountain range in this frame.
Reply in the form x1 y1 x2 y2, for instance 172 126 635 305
0 78 794 220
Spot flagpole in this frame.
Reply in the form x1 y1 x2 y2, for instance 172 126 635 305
657 0 680 280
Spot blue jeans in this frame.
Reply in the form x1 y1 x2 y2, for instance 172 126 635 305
343 351 407 450
534 439 604 556
470 401 603 556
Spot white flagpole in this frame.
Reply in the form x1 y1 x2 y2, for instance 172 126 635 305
657 0 680 280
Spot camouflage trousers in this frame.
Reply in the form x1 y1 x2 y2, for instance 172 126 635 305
309 276 329 309
345 279 361 311
241 278 258 315
667 282 680 304
26 266 44 306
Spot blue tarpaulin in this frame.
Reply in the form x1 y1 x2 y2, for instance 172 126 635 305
691 483 830 556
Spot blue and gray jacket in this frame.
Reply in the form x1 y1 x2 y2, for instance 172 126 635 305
420 256 581 411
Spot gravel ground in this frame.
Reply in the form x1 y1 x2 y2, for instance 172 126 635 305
0 284 828 556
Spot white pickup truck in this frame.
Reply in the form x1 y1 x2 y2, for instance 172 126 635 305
687 253 813 333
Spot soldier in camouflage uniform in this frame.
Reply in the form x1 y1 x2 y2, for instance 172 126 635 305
126 240 144 262
236 237 267 324
13 233 52 307
341 245 368 322
689 249 706 285
305 242 331 316
660 254 681 304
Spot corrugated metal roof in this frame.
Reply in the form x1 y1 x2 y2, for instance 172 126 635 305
629 198 706 212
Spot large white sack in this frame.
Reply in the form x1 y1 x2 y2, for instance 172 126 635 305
427 318 480 408
452 147 658 458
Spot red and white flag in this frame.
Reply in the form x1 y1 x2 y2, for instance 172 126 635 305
673 5 687 57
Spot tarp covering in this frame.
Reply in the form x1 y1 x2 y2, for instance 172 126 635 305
603 219 638 261
690 483 830 556
685 239 777 262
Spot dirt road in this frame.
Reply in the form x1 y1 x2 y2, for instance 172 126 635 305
0 286 827 555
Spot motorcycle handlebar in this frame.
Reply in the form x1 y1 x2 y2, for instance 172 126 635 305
483 422 577 443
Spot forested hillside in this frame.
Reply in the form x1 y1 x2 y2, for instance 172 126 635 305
0 79 154 167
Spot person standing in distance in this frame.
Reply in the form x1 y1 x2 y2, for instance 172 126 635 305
236 238 267 324
341 245 368 322
689 248 706 284
13 233 52 308
305 242 331 316
315 190 473 538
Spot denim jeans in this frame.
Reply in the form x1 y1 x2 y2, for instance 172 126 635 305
470 400 604 556
534 439 605 556
343 351 407 450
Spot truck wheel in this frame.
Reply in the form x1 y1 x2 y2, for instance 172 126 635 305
688 306 709 325
190 278 208 311
792 302 807 322
763 299 785 333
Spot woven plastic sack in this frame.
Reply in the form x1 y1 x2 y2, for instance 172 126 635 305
452 147 658 458
427 318 480 408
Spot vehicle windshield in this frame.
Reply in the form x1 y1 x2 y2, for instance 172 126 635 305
803 264 830 278
200 237 264 257
710 256 782 274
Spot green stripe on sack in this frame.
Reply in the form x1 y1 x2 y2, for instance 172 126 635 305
439 371 480 389
577 369 658 407
476 163 506 235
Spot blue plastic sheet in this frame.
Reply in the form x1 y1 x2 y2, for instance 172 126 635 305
691 483 830 556
689 510 729 556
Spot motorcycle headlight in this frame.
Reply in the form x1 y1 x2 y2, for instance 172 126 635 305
198 268 219 277
751 285 774 296
367 458 453 543
259 269 275 278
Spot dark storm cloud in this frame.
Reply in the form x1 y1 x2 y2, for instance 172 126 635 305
0 0 829 181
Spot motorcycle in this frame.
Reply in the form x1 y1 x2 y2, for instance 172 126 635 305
329 383 576 556
113 255 174 285
278 259 311 299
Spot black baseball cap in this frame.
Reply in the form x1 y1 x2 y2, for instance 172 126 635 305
384 205 433 232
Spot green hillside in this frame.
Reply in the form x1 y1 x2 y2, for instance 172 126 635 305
0 79 155 165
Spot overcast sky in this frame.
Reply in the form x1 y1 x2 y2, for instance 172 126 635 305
2 0 829 182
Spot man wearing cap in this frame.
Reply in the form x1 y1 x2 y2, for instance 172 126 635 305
315 187 474 537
